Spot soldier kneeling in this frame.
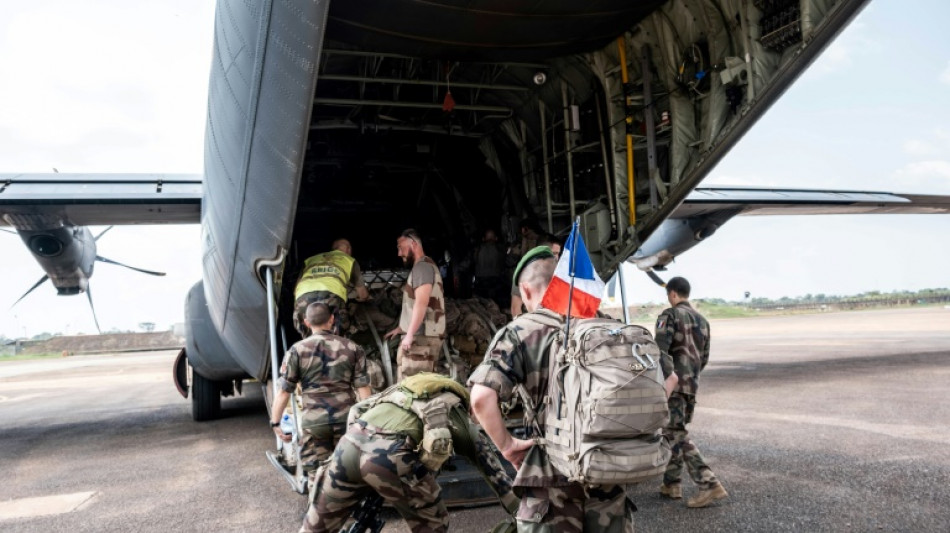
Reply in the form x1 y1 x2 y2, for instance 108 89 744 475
299 373 518 533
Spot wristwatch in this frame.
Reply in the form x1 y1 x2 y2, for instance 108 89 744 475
270 421 280 428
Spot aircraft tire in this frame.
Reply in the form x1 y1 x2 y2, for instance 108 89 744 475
192 371 221 421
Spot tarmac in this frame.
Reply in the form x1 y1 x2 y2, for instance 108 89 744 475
1 306 948 532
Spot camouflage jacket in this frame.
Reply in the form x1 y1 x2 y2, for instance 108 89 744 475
467 308 572 487
279 330 370 428
656 301 710 396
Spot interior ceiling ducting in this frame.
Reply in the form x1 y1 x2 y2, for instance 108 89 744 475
302 0 872 279
325 0 668 61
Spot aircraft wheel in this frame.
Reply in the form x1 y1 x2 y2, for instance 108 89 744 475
192 371 221 421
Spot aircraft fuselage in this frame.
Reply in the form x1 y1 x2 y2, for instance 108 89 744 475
185 0 873 409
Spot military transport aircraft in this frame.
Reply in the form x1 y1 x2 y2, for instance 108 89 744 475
6 0 950 432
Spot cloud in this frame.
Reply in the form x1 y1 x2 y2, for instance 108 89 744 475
0 2 212 173
898 160 950 179
701 174 781 187
892 160 950 194
941 61 950 85
894 129 950 193
805 40 854 79
902 139 937 156
901 129 950 159
803 21 875 80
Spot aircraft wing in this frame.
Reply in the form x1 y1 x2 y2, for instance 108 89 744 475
674 187 950 218
0 173 202 226
629 186 950 271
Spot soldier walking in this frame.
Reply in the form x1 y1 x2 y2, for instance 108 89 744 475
656 276 728 507
270 303 372 487
470 246 635 532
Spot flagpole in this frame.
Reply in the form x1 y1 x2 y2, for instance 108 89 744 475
564 217 581 339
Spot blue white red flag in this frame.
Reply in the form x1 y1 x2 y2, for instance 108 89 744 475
541 222 605 318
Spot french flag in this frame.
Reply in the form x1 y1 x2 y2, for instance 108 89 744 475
541 222 605 318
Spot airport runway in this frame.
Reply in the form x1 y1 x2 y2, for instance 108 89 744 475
1 307 948 532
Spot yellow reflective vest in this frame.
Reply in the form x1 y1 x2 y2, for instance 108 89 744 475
294 250 356 301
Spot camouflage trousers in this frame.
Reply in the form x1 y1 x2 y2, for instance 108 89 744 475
300 422 448 533
470 432 520 517
300 422 346 485
514 484 634 533
396 336 444 382
663 393 718 489
294 291 346 338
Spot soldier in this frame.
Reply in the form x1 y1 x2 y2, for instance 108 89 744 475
472 228 507 306
270 302 372 486
384 229 446 380
293 238 370 338
470 246 635 532
510 234 560 318
655 276 728 508
507 218 542 260
300 373 519 533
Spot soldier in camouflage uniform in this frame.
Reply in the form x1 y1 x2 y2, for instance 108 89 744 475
299 376 519 533
293 238 370 338
385 229 447 381
270 303 372 486
470 246 635 532
510 234 560 318
655 276 728 508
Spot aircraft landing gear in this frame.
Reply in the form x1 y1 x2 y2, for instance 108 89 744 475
192 371 221 421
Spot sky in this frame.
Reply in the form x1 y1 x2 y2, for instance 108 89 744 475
0 1 214 338
1 0 948 337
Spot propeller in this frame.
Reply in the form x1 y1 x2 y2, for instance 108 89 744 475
94 226 165 275
10 275 50 309
94 226 114 241
86 285 102 334
10 226 164 334
95 256 166 277
646 270 667 287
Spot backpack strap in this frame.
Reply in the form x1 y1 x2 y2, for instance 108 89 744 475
347 381 403 426
507 311 564 442
517 310 564 330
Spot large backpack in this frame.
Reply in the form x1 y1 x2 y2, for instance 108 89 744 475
518 315 671 486
349 373 468 472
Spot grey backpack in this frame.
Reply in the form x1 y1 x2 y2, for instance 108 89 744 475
519 315 672 486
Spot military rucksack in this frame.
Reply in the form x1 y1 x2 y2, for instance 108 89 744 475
350 373 468 472
517 314 672 486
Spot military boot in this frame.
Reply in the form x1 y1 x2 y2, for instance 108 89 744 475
660 484 682 499
686 482 728 508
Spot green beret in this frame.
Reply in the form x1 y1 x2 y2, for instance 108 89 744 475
512 246 555 286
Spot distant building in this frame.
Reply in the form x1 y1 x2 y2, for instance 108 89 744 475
1 339 19 356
